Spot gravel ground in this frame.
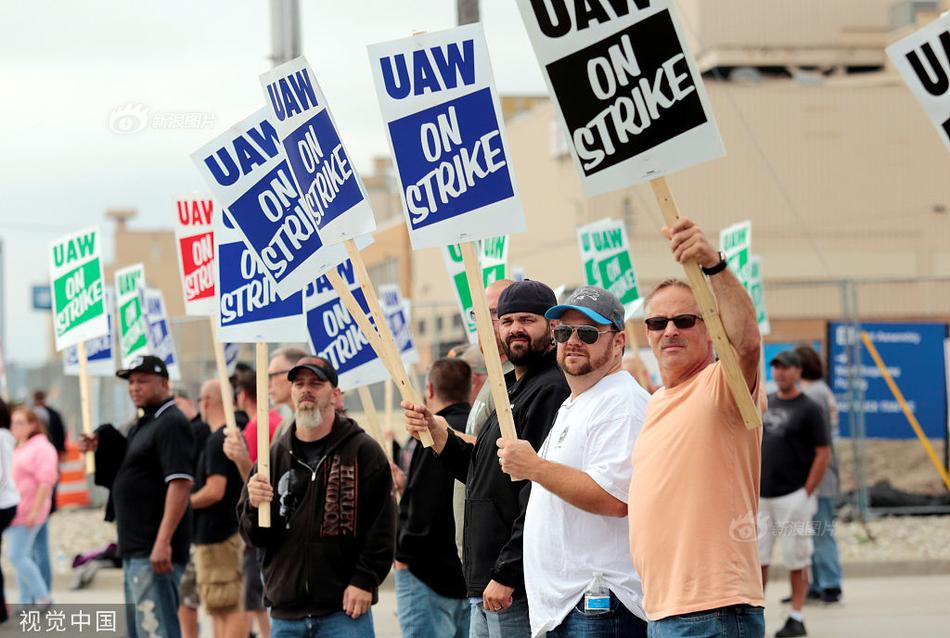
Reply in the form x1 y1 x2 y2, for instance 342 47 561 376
835 515 950 562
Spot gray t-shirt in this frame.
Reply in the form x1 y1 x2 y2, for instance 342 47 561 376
803 380 839 497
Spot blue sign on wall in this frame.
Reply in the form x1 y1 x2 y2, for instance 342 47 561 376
32 285 52 311
828 322 948 439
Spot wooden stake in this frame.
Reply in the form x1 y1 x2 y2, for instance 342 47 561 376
344 240 423 409
255 342 271 528
384 379 395 443
209 318 238 433
358 385 391 462
324 267 435 448
650 177 761 429
860 332 950 492
460 242 517 441
76 341 96 474
623 319 653 391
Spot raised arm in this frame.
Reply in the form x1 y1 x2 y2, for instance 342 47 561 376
666 217 761 389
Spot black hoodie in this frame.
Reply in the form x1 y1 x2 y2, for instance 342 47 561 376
237 413 395 619
438 349 570 598
395 402 470 599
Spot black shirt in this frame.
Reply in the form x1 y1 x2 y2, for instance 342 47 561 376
439 349 570 597
294 437 329 469
194 426 245 545
112 398 195 565
395 402 470 599
761 393 830 498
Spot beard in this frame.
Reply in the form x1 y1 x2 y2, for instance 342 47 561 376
296 405 321 430
558 344 613 377
503 328 551 367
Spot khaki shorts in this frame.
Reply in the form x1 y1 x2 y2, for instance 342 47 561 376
195 533 245 614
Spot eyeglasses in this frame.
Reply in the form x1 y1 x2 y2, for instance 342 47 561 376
553 325 616 344
644 314 704 331
268 369 290 380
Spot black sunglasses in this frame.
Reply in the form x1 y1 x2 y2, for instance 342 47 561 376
644 314 704 331
553 324 616 344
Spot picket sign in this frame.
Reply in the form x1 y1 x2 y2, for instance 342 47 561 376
260 57 376 245
50 226 109 473
114 263 150 368
368 26 521 446
175 197 217 315
443 237 509 344
357 386 391 461
517 0 758 428
255 342 271 528
460 243 518 441
651 179 760 429
886 12 950 153
64 288 116 377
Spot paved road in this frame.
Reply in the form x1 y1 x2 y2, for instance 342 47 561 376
5 571 949 637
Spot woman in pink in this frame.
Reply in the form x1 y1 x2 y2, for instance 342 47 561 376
4 407 58 604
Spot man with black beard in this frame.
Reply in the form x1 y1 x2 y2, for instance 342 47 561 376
403 280 570 638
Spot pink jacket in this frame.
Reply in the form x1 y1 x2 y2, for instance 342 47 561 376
11 434 58 526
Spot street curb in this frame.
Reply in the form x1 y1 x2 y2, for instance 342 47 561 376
768 559 950 581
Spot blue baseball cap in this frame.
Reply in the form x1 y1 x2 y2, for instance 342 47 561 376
545 286 624 332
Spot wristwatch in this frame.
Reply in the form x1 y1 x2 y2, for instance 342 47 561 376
701 251 728 276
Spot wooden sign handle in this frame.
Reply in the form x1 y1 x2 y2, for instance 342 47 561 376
344 240 424 409
208 318 239 433
649 177 761 430
460 242 518 441
623 319 653 391
255 342 271 528
324 267 435 448
357 385 391 462
76 341 96 474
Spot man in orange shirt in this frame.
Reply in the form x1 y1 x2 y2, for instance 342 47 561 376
628 218 766 638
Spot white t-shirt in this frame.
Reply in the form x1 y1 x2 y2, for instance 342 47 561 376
0 429 21 509
523 371 650 637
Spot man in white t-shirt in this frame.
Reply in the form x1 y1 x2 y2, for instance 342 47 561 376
497 286 649 638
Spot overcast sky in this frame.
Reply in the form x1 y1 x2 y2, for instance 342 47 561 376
0 0 547 366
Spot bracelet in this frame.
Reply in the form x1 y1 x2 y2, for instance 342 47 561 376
701 252 728 276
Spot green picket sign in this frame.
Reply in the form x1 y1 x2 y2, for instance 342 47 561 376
48 226 109 351
576 219 641 317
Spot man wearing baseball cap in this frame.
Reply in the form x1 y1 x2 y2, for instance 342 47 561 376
80 355 196 638
497 286 650 637
238 356 395 637
403 280 570 638
761 351 830 637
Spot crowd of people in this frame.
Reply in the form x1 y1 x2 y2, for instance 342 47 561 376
0 218 846 638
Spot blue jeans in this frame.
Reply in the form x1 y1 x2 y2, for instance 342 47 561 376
270 611 375 637
395 568 468 638
4 524 51 604
31 520 52 589
122 557 184 638
547 592 647 637
648 605 764 638
809 496 842 593
469 595 531 638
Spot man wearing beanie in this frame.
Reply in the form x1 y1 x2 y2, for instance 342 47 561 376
403 280 570 638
